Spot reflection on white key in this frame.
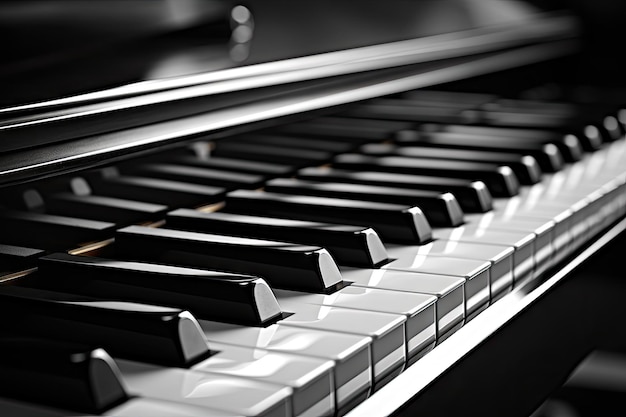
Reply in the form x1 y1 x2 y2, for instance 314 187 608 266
462 214 554 281
0 397 245 417
279 303 406 391
383 255 490 320
434 226 535 287
199 322 371 415
116 360 292 417
386 240 514 302
196 342 334 417
341 267 465 342
274 286 436 364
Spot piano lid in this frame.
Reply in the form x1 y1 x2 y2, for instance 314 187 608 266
0 0 580 186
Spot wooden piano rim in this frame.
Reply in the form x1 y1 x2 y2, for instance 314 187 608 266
345 216 626 417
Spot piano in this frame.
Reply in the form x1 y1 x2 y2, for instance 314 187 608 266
1 0 625 416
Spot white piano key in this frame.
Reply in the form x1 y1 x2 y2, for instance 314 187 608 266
433 226 535 286
461 213 555 281
107 398 246 417
195 342 335 417
277 303 406 391
116 360 293 417
199 323 371 415
386 240 514 302
340 267 465 342
273 287 437 364
382 255 490 320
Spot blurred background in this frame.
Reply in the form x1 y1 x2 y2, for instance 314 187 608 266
1 0 625 107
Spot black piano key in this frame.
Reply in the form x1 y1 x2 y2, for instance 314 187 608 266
211 141 334 166
36 252 283 326
45 192 168 225
264 177 465 227
225 189 433 244
165 208 389 267
229 133 358 153
0 209 116 251
400 89 497 107
360 143 543 185
394 129 565 173
115 225 345 293
118 163 267 190
417 122 585 162
332 153 520 197
0 285 210 367
169 154 296 176
339 99 479 124
273 116 414 143
344 97 594 157
88 174 226 207
0 337 128 414
0 244 46 270
481 99 619 146
296 167 493 213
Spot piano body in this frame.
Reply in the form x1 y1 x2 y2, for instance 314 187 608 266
1 1 626 416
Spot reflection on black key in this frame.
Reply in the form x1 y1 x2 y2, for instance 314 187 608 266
395 129 564 172
0 244 45 270
0 209 116 251
225 189 432 244
115 225 344 293
0 285 209 367
37 252 283 326
360 143 542 185
340 100 478 124
230 133 357 153
212 141 333 166
89 174 226 207
332 153 520 197
166 208 389 267
171 155 296 176
264 177 464 227
418 122 584 162
45 193 168 225
0 337 128 413
488 97 623 144
120 163 266 190
273 116 413 142
400 90 497 107
296 167 493 213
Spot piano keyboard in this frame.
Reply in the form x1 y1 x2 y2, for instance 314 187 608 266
0 87 625 417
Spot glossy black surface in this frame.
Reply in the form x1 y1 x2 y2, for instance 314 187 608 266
36 252 282 326
87 173 227 208
0 209 116 251
212 141 335 166
360 143 543 185
119 162 267 190
296 167 494 213
166 208 389 267
171 154 296 176
0 337 128 413
332 153 520 197
114 224 345 293
225 189 433 244
0 285 209 367
397 128 567 173
263 177 465 227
